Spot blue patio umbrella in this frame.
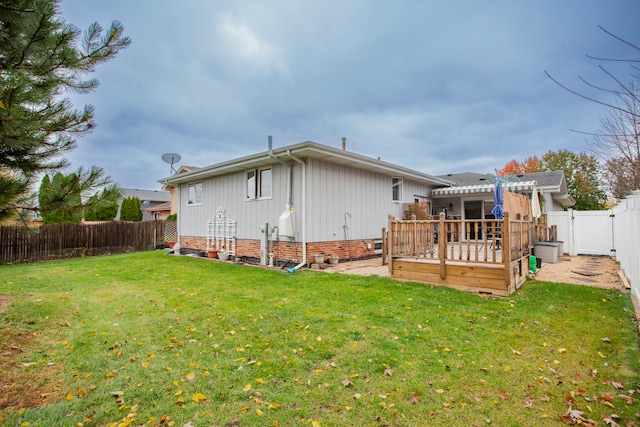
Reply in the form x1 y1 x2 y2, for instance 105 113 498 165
491 181 504 219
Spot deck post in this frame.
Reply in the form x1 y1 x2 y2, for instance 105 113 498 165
439 212 446 280
388 215 394 274
381 227 387 265
502 212 512 287
411 214 417 257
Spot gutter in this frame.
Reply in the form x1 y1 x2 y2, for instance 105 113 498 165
285 150 307 272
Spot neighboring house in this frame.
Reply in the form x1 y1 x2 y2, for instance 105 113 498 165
159 140 453 265
431 171 575 220
116 188 171 221
144 201 172 220
161 165 200 215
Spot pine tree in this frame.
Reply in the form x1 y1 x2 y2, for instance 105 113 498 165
0 0 130 220
38 172 82 224
120 197 142 222
84 188 118 221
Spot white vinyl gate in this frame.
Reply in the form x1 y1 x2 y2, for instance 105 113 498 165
547 209 614 256
573 211 614 256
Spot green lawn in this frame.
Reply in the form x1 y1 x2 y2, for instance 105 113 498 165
0 251 638 426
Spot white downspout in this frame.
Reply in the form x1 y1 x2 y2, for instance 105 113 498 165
175 184 181 254
286 150 306 272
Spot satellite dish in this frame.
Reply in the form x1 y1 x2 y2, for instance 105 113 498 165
161 152 181 175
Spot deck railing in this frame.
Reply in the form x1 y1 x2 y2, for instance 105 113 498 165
386 211 540 270
383 212 555 295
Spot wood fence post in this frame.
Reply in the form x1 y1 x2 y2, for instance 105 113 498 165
439 212 446 280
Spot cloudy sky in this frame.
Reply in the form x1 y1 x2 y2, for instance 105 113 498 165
58 1 639 190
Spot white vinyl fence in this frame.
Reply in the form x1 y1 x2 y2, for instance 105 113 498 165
547 210 615 257
548 190 640 302
611 191 640 303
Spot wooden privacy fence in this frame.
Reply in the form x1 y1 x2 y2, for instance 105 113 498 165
385 212 542 296
0 220 166 265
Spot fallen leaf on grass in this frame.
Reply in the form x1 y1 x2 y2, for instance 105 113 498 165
600 393 614 401
384 368 393 376
603 417 620 426
409 392 420 405
602 401 616 409
192 393 206 403
617 394 633 405
268 402 281 410
341 379 353 387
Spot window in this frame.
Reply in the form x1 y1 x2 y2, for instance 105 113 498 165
247 170 256 199
259 168 272 198
392 178 402 202
247 168 272 199
187 182 202 205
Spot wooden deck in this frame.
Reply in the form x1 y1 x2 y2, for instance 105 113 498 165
384 212 549 296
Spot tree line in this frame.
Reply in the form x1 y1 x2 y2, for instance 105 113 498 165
496 149 606 211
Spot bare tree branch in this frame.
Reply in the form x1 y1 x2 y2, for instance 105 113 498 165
585 55 640 63
598 25 640 52
544 70 639 119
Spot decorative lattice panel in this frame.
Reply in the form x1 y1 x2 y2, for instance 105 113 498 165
206 207 236 255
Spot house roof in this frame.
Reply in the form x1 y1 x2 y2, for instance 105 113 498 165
434 171 575 207
437 170 567 189
120 188 171 203
159 141 454 187
143 201 171 212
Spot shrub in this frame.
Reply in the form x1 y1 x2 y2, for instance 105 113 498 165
120 197 142 221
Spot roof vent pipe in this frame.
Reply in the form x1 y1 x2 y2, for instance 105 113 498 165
342 137 346 151
268 135 273 156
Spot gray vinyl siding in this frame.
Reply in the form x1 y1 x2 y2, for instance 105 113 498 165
177 157 435 243
303 158 433 241
178 163 300 239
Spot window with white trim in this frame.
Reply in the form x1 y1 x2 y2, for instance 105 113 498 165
247 168 272 199
392 178 402 202
187 182 202 205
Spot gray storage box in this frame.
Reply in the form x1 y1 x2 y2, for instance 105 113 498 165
534 242 559 264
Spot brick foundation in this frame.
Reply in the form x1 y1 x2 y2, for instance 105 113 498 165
179 235 378 265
